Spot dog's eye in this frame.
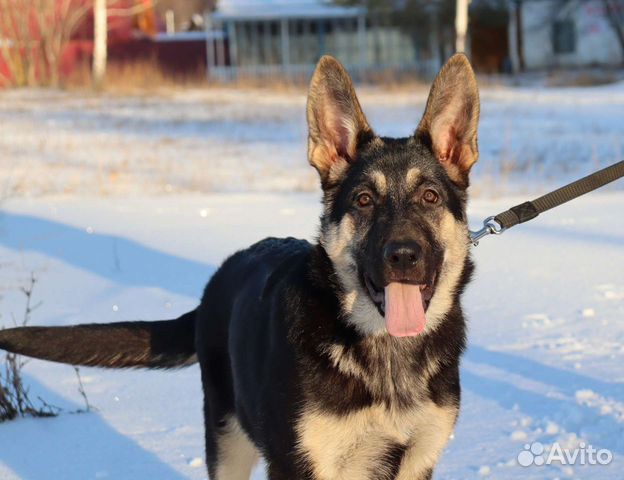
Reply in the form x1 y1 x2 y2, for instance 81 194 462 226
422 189 439 204
356 192 373 208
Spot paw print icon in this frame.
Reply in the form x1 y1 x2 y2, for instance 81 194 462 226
517 442 545 467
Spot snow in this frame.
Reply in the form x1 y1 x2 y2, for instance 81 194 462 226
0 83 623 479
213 1 364 21
2 84 623 198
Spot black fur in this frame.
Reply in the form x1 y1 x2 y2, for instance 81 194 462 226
0 311 196 368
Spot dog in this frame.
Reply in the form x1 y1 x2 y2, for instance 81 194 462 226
0 53 480 480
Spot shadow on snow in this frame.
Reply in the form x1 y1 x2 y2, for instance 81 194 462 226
0 212 214 299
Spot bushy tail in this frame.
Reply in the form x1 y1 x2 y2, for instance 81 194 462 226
0 310 197 369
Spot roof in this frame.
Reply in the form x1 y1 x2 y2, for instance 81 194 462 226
212 0 366 21
155 31 225 42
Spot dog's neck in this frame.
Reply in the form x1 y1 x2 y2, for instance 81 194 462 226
302 243 467 408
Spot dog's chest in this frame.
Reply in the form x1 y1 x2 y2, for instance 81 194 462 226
297 401 456 480
323 339 439 405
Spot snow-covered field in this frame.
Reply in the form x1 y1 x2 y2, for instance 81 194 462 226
0 84 623 479
1 82 624 197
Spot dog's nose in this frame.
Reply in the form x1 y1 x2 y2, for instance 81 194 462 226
383 241 422 272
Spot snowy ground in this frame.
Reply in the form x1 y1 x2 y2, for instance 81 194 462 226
1 82 624 197
0 84 623 479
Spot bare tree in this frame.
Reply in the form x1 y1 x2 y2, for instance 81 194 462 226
0 0 38 86
0 0 86 87
0 274 59 421
0 0 92 87
0 0 155 88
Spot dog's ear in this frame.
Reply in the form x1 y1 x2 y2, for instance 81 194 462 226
416 53 480 188
307 56 373 185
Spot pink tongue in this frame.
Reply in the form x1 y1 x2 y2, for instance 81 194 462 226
384 282 427 337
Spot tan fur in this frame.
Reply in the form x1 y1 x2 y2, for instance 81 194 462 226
325 343 369 379
370 171 388 196
216 416 260 480
341 290 358 314
297 401 457 480
321 215 356 274
405 167 421 187
323 337 441 401
345 293 385 336
424 211 469 333
395 403 457 479
327 157 351 185
320 216 387 335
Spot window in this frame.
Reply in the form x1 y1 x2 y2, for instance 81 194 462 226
552 19 576 54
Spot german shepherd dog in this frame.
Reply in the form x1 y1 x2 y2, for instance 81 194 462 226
0 54 480 479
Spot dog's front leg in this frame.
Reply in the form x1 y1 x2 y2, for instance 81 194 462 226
395 403 458 480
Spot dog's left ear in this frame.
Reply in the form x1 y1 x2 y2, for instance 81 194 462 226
307 56 373 186
416 53 480 188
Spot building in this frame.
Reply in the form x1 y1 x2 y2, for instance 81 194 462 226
509 0 624 70
205 0 442 80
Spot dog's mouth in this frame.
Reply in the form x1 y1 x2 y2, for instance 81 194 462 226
363 273 436 337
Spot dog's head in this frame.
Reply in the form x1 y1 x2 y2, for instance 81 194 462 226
309 54 479 337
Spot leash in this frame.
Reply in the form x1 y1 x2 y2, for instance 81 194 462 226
470 160 624 246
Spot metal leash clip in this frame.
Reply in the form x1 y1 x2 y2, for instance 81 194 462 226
469 216 505 246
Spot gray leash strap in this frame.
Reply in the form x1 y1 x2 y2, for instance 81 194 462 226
470 160 624 246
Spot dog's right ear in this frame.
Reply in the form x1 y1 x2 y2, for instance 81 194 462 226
307 56 373 186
